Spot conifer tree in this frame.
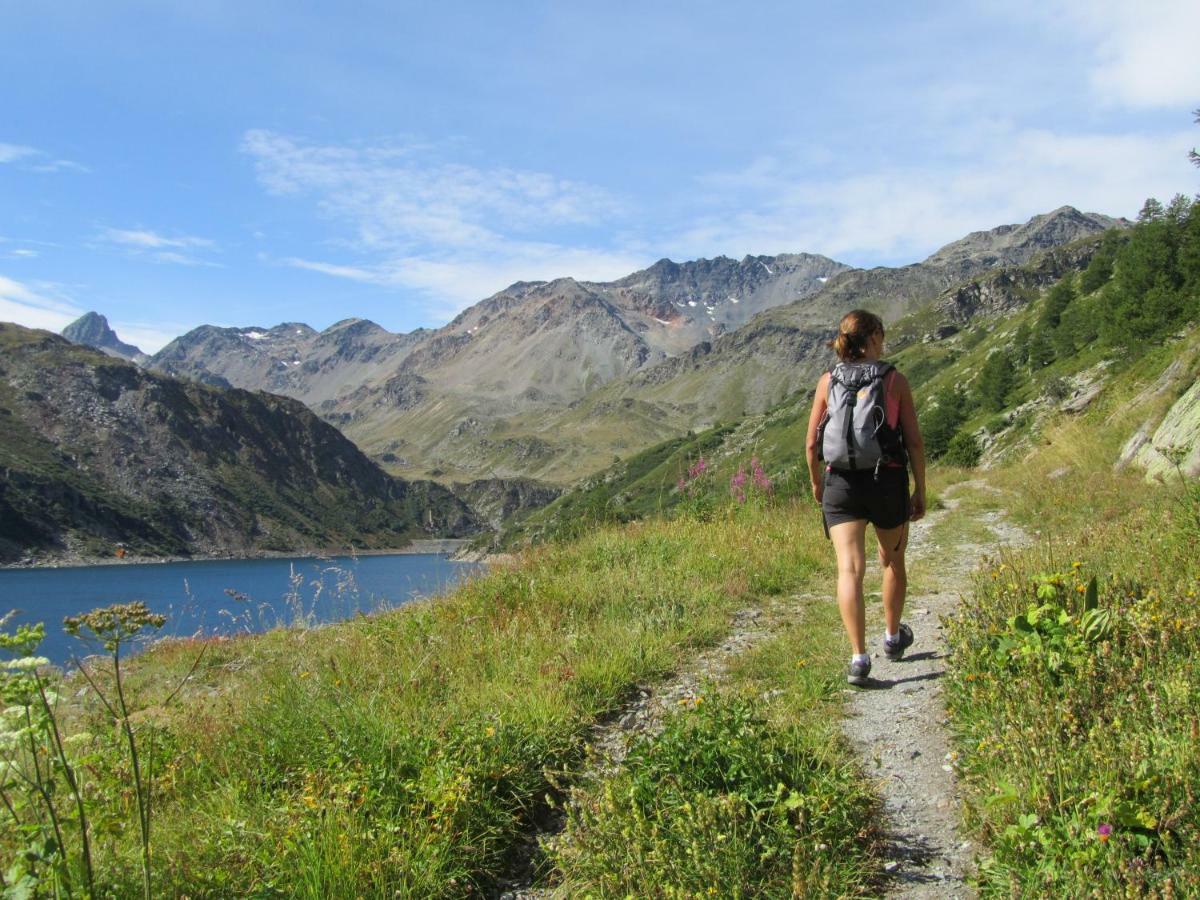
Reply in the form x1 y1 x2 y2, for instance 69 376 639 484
975 349 1016 412
1080 229 1123 294
920 388 969 459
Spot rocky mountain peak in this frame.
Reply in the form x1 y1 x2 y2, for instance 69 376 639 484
923 207 1127 271
61 312 147 363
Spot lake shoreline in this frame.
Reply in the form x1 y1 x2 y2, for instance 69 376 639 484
2 538 474 572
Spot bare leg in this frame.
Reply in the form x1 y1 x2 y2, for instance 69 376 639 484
829 520 869 655
875 522 909 635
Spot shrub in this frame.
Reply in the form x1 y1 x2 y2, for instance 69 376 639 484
943 431 982 468
1043 377 1071 402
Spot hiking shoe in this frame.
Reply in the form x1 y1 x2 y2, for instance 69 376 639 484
883 623 914 660
847 656 872 685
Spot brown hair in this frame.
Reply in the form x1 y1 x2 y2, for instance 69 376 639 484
830 309 884 361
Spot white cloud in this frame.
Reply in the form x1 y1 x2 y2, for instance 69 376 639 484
100 228 215 250
1046 0 1200 109
673 125 1195 266
0 143 87 173
284 243 647 317
5 249 38 259
243 130 621 252
244 130 633 316
0 143 38 164
0 275 82 332
98 228 220 266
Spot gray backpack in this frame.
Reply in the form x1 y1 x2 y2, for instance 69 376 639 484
819 362 906 474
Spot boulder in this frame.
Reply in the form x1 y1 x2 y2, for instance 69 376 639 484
1134 379 1200 480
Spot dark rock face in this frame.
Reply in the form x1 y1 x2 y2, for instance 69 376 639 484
935 237 1107 323
450 478 562 531
61 312 147 364
0 324 479 563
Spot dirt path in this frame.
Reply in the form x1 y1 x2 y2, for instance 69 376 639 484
496 593 810 899
841 481 1028 898
497 480 1024 898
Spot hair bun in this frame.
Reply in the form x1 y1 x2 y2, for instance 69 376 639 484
831 310 884 361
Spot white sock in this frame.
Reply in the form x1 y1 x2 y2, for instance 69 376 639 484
885 631 899 642
852 653 871 665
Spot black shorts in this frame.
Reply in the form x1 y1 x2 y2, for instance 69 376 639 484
822 466 910 531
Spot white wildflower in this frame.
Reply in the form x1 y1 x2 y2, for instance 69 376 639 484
5 657 49 671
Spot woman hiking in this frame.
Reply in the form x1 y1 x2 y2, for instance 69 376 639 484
805 310 927 685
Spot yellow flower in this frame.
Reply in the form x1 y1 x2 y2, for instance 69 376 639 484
485 726 496 738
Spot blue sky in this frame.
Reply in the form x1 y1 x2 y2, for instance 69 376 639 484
2 1 1197 352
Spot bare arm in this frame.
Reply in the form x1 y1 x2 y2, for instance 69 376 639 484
894 372 927 520
805 372 830 504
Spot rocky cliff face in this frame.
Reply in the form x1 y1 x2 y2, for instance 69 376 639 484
61 312 148 364
934 234 1113 324
0 324 478 564
449 478 562 531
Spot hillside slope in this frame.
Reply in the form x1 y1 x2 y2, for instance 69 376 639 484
0 324 478 563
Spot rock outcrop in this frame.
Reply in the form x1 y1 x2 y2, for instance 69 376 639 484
1134 378 1200 480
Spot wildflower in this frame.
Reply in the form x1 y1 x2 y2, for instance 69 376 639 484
730 466 748 504
1097 823 1112 843
64 601 166 652
485 726 496 738
4 656 49 671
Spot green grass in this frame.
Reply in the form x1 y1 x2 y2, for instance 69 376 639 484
942 344 1200 897
2 496 880 897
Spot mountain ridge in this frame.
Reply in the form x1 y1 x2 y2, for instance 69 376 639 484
136 206 1126 485
0 323 479 564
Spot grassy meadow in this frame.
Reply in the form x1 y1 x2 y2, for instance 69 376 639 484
941 340 1200 897
0 487 882 898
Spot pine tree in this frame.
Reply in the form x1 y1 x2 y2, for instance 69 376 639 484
1080 229 1123 295
1190 108 1199 169
920 388 969 459
975 349 1016 412
1101 195 1188 345
1039 277 1076 330
1027 330 1055 369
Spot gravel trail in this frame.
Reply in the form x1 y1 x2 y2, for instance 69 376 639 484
842 481 1028 898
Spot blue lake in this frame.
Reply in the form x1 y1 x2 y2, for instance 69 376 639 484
0 553 483 667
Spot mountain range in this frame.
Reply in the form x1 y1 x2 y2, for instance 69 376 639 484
90 206 1121 488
